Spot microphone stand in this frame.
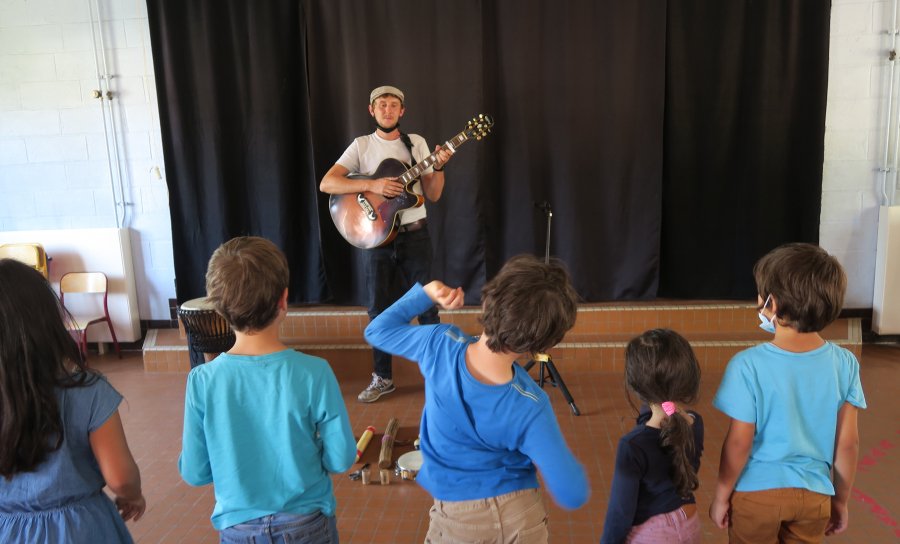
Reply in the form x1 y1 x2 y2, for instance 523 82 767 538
523 202 581 416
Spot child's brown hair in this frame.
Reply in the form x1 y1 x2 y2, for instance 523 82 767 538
205 236 289 332
753 243 847 333
479 254 579 354
625 329 701 498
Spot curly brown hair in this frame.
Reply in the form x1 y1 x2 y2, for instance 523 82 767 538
753 243 847 333
479 255 579 354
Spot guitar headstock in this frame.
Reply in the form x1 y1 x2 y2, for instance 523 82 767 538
464 114 494 140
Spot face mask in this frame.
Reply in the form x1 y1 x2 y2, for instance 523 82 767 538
758 294 776 334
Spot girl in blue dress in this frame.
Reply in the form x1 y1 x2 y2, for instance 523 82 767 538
0 259 145 543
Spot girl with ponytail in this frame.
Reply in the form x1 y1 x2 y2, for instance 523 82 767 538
600 329 704 544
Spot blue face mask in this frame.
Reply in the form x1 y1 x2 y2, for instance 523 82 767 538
758 294 776 334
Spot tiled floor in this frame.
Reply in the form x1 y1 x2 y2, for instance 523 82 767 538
96 344 899 543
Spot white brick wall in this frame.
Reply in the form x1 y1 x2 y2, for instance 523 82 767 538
822 0 898 308
0 0 174 320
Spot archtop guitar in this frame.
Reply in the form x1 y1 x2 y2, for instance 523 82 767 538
328 114 493 249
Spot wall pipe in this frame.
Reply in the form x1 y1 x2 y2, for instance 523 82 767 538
87 0 121 228
88 0 130 227
881 0 899 206
886 0 900 205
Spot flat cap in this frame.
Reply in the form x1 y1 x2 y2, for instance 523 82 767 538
370 85 404 104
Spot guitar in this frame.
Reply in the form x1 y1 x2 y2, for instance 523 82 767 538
328 114 494 249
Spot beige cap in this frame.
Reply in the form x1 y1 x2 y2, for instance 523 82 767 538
370 85 404 105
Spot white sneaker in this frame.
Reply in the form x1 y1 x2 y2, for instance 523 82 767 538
357 373 396 403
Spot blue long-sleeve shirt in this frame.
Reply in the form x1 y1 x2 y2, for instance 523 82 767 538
179 349 355 530
365 283 589 509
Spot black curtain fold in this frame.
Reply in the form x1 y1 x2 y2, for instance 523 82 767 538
148 0 830 307
148 0 326 303
659 1 830 299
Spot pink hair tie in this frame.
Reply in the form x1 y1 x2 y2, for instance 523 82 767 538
661 401 677 417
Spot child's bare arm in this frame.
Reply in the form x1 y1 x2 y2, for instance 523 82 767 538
826 402 860 536
90 410 146 521
710 418 754 529
422 281 465 310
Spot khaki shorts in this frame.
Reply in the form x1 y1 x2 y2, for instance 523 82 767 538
730 488 831 544
425 488 549 544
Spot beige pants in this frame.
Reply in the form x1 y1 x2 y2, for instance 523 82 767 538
425 488 549 544
729 488 831 544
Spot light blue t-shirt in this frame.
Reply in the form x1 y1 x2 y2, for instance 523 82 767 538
179 349 356 530
713 342 866 495
364 284 589 510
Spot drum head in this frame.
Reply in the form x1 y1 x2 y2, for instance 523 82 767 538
397 450 423 472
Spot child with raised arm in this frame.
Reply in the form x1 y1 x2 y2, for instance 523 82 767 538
365 254 590 543
710 243 867 543
0 259 144 543
601 329 704 544
179 236 355 542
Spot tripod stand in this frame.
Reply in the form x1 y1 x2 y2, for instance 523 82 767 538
522 202 580 416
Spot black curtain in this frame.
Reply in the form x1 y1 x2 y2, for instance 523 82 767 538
148 0 830 306
306 0 665 304
659 1 831 298
147 0 326 303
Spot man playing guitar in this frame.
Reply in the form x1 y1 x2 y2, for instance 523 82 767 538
320 85 454 403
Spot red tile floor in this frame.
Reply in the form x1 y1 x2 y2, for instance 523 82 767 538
96 344 899 543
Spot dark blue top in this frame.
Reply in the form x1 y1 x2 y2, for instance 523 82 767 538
365 283 589 509
600 407 704 544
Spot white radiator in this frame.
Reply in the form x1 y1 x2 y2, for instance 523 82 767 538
873 206 900 334
0 228 141 342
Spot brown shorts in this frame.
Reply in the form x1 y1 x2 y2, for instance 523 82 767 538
729 488 831 544
425 488 549 544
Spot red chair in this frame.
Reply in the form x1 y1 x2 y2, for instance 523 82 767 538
60 272 121 361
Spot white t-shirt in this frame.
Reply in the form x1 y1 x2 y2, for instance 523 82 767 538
336 132 432 225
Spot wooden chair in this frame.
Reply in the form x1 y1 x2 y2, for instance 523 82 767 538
0 243 49 278
60 272 121 360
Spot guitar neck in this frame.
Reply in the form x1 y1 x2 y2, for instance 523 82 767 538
399 130 469 184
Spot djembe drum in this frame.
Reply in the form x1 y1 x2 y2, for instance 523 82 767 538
178 297 235 363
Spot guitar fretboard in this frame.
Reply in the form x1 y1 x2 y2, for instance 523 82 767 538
399 131 469 185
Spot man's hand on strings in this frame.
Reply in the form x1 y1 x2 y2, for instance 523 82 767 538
370 177 404 198
423 281 465 310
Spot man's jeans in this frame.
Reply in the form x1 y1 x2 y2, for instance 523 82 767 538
365 226 439 379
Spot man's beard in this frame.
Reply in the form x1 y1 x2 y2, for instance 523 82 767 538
376 120 400 133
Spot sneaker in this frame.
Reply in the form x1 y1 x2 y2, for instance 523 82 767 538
357 373 396 403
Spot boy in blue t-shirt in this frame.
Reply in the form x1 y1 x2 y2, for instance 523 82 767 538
710 243 866 543
365 254 589 543
178 237 355 542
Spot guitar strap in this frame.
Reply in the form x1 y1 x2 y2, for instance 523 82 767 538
399 131 418 170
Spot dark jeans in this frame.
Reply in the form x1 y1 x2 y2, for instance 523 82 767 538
365 226 439 379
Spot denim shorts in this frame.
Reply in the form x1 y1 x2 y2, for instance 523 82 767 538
219 511 338 544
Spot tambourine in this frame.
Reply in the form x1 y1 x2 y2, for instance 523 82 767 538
395 450 423 480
